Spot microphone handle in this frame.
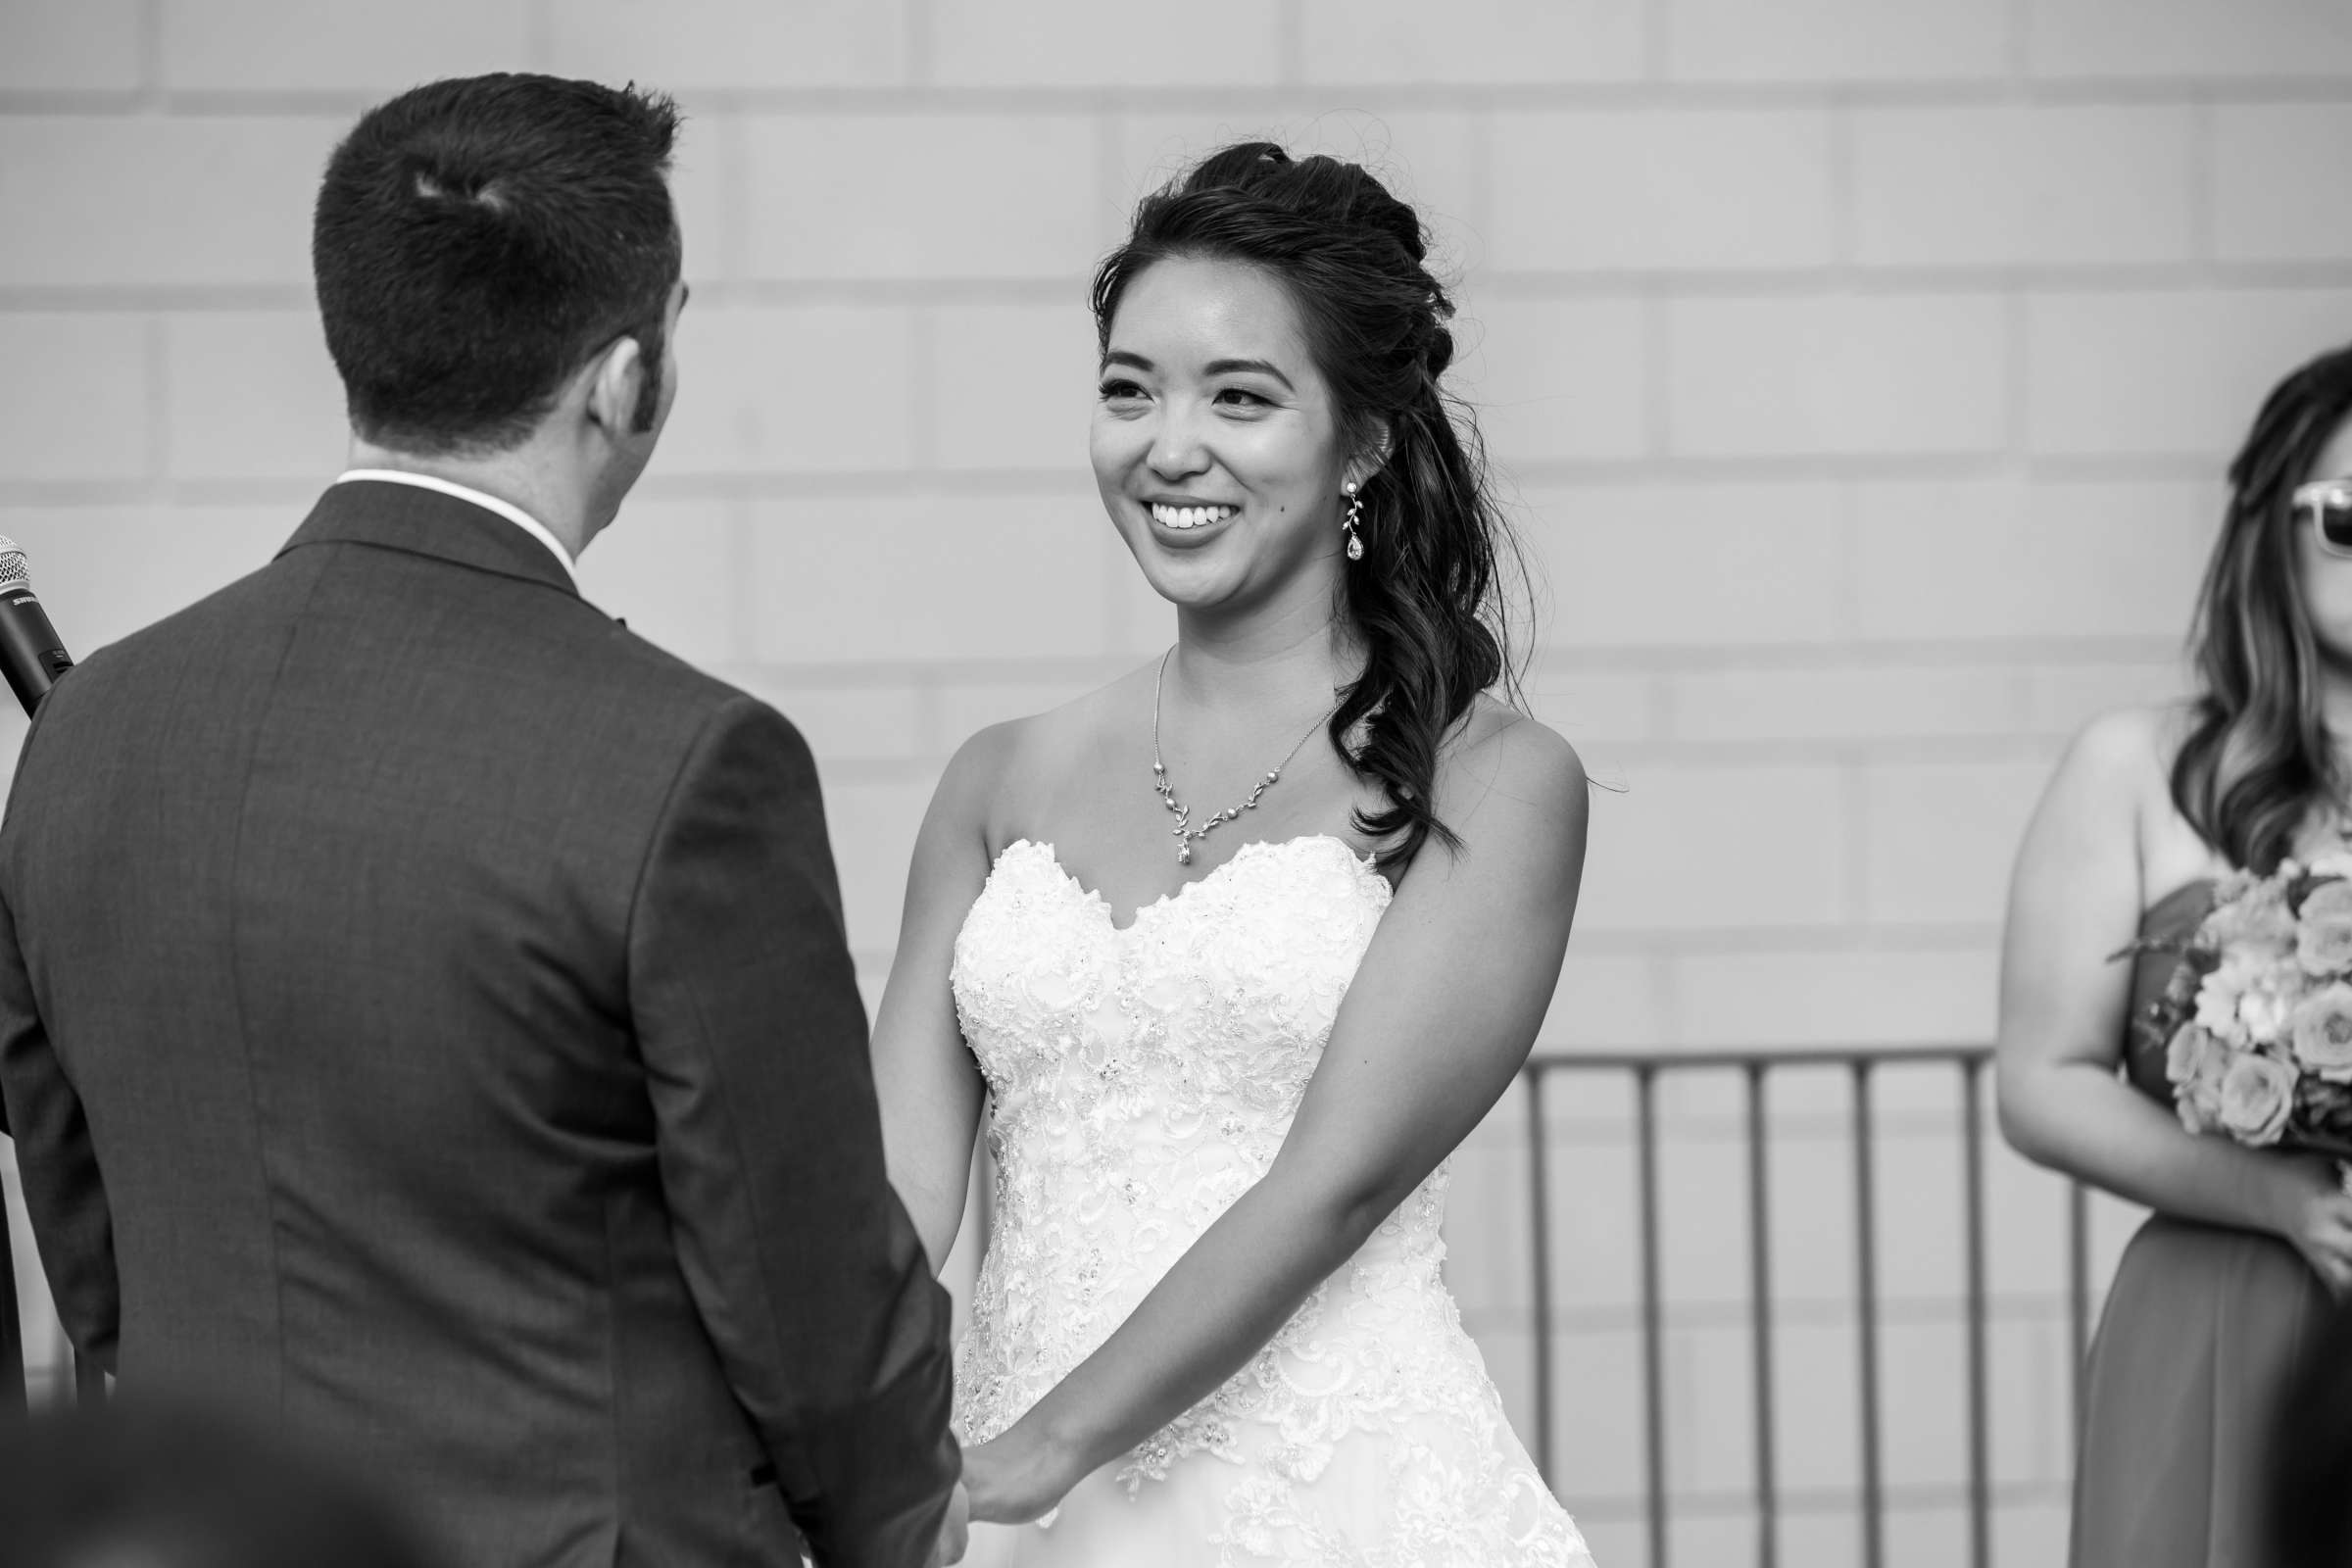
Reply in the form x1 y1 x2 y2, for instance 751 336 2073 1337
0 590 73 715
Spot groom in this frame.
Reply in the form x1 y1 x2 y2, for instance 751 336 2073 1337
0 75 961 1568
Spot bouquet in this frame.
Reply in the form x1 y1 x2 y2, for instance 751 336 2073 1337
2122 857 2352 1167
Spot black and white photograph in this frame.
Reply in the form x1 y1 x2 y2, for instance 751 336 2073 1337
5 3 2352 1566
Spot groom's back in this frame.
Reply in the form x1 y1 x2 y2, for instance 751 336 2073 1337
1 508 784 1562
2 72 957 1568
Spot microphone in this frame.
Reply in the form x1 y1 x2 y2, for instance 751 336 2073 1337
0 537 74 715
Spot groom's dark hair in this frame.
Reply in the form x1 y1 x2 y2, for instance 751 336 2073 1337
314 74 683 456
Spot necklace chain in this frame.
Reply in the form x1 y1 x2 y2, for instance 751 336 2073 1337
1150 649 1338 866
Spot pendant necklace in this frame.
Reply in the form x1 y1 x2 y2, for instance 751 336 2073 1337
1151 649 1340 866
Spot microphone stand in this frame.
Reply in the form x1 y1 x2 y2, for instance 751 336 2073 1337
0 564 65 1418
0 1098 21 1415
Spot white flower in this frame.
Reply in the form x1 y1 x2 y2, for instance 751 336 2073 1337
2166 1023 2229 1090
2290 982 2352 1083
2208 874 2298 960
2217 1053 2298 1147
2196 958 2255 1042
2198 948 2299 1046
2170 1024 2232 1135
2241 987 2293 1045
2301 879 2352 976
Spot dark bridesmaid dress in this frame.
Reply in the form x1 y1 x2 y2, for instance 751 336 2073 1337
2070 879 2337 1567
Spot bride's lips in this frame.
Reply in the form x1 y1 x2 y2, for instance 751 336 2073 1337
1144 499 1240 548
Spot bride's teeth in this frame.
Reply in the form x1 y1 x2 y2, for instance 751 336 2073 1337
1152 504 1234 529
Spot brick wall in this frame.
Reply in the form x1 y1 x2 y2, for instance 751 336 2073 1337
6 2 2352 1562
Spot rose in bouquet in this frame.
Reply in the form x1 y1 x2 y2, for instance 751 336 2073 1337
2122 857 2352 1165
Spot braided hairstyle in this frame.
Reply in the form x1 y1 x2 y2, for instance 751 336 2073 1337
1093 141 1520 873
2172 341 2352 872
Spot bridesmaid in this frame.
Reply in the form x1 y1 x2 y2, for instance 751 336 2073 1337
1998 342 2352 1567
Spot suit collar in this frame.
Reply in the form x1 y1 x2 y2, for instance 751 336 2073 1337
278 478 580 598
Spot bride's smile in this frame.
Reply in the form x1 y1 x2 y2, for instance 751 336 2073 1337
1092 254 1380 615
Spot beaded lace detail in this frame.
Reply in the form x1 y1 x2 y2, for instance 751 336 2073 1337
950 835 1593 1565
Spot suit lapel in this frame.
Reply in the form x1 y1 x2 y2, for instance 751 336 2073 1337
278 480 579 598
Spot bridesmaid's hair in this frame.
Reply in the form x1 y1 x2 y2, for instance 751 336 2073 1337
1093 141 1520 873
2173 341 2352 872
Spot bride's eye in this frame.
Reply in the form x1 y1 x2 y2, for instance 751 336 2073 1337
1214 387 1271 411
1098 378 1148 404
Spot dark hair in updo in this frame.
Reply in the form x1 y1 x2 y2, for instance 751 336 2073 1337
1093 141 1519 872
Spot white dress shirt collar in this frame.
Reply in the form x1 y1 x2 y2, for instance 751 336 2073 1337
333 469 579 590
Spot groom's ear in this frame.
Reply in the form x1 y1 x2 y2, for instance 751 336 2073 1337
585 278 686 439
583 332 649 440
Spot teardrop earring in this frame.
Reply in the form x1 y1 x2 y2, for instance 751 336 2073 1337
1341 482 1365 562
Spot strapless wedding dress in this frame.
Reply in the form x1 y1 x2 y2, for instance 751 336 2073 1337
950 835 1593 1566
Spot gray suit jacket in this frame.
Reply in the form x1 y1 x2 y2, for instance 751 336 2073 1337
0 481 957 1567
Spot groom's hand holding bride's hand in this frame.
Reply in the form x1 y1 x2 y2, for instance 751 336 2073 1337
924 1481 971 1567
959 1428 1076 1526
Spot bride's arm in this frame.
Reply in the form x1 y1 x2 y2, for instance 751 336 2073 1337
873 726 1007 1272
962 715 1589 1520
1995 707 2352 1266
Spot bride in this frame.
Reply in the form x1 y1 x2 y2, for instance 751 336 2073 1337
872 142 1595 1566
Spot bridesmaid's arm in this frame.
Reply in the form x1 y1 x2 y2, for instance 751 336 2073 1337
963 714 1588 1521
1995 707 2352 1266
873 725 1007 1273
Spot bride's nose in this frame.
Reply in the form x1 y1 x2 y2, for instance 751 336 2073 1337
1147 408 1211 481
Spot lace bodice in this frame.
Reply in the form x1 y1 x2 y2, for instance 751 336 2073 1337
950 835 1592 1565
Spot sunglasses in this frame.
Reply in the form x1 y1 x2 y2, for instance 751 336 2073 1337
2296 478 2352 558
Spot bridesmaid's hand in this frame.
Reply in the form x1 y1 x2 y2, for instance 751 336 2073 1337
959 1427 1075 1525
2274 1156 2352 1297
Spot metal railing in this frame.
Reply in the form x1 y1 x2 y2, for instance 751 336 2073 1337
1519 1044 2091 1568
9 1044 2103 1555
0 1202 21 1414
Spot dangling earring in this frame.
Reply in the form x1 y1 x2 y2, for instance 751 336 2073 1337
1342 481 1365 562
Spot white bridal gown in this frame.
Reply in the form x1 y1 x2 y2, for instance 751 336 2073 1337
950 834 1594 1566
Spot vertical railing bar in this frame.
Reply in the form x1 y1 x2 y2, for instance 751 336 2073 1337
2068 1179 2089 1437
1745 1061 1778 1568
1852 1060 1884 1568
1527 1065 1554 1487
1637 1064 1669 1568
73 1348 102 1405
0 1200 23 1416
1961 1058 1990 1568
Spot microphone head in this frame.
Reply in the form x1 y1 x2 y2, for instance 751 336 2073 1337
0 537 24 594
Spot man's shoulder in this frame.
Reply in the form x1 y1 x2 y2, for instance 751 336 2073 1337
30 553 296 719
43 545 755 765
570 611 748 712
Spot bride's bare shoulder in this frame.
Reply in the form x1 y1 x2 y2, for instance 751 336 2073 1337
932 662 1162 824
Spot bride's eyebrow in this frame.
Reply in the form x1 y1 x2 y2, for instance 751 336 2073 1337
1202 358 1295 391
1098 351 1296 393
